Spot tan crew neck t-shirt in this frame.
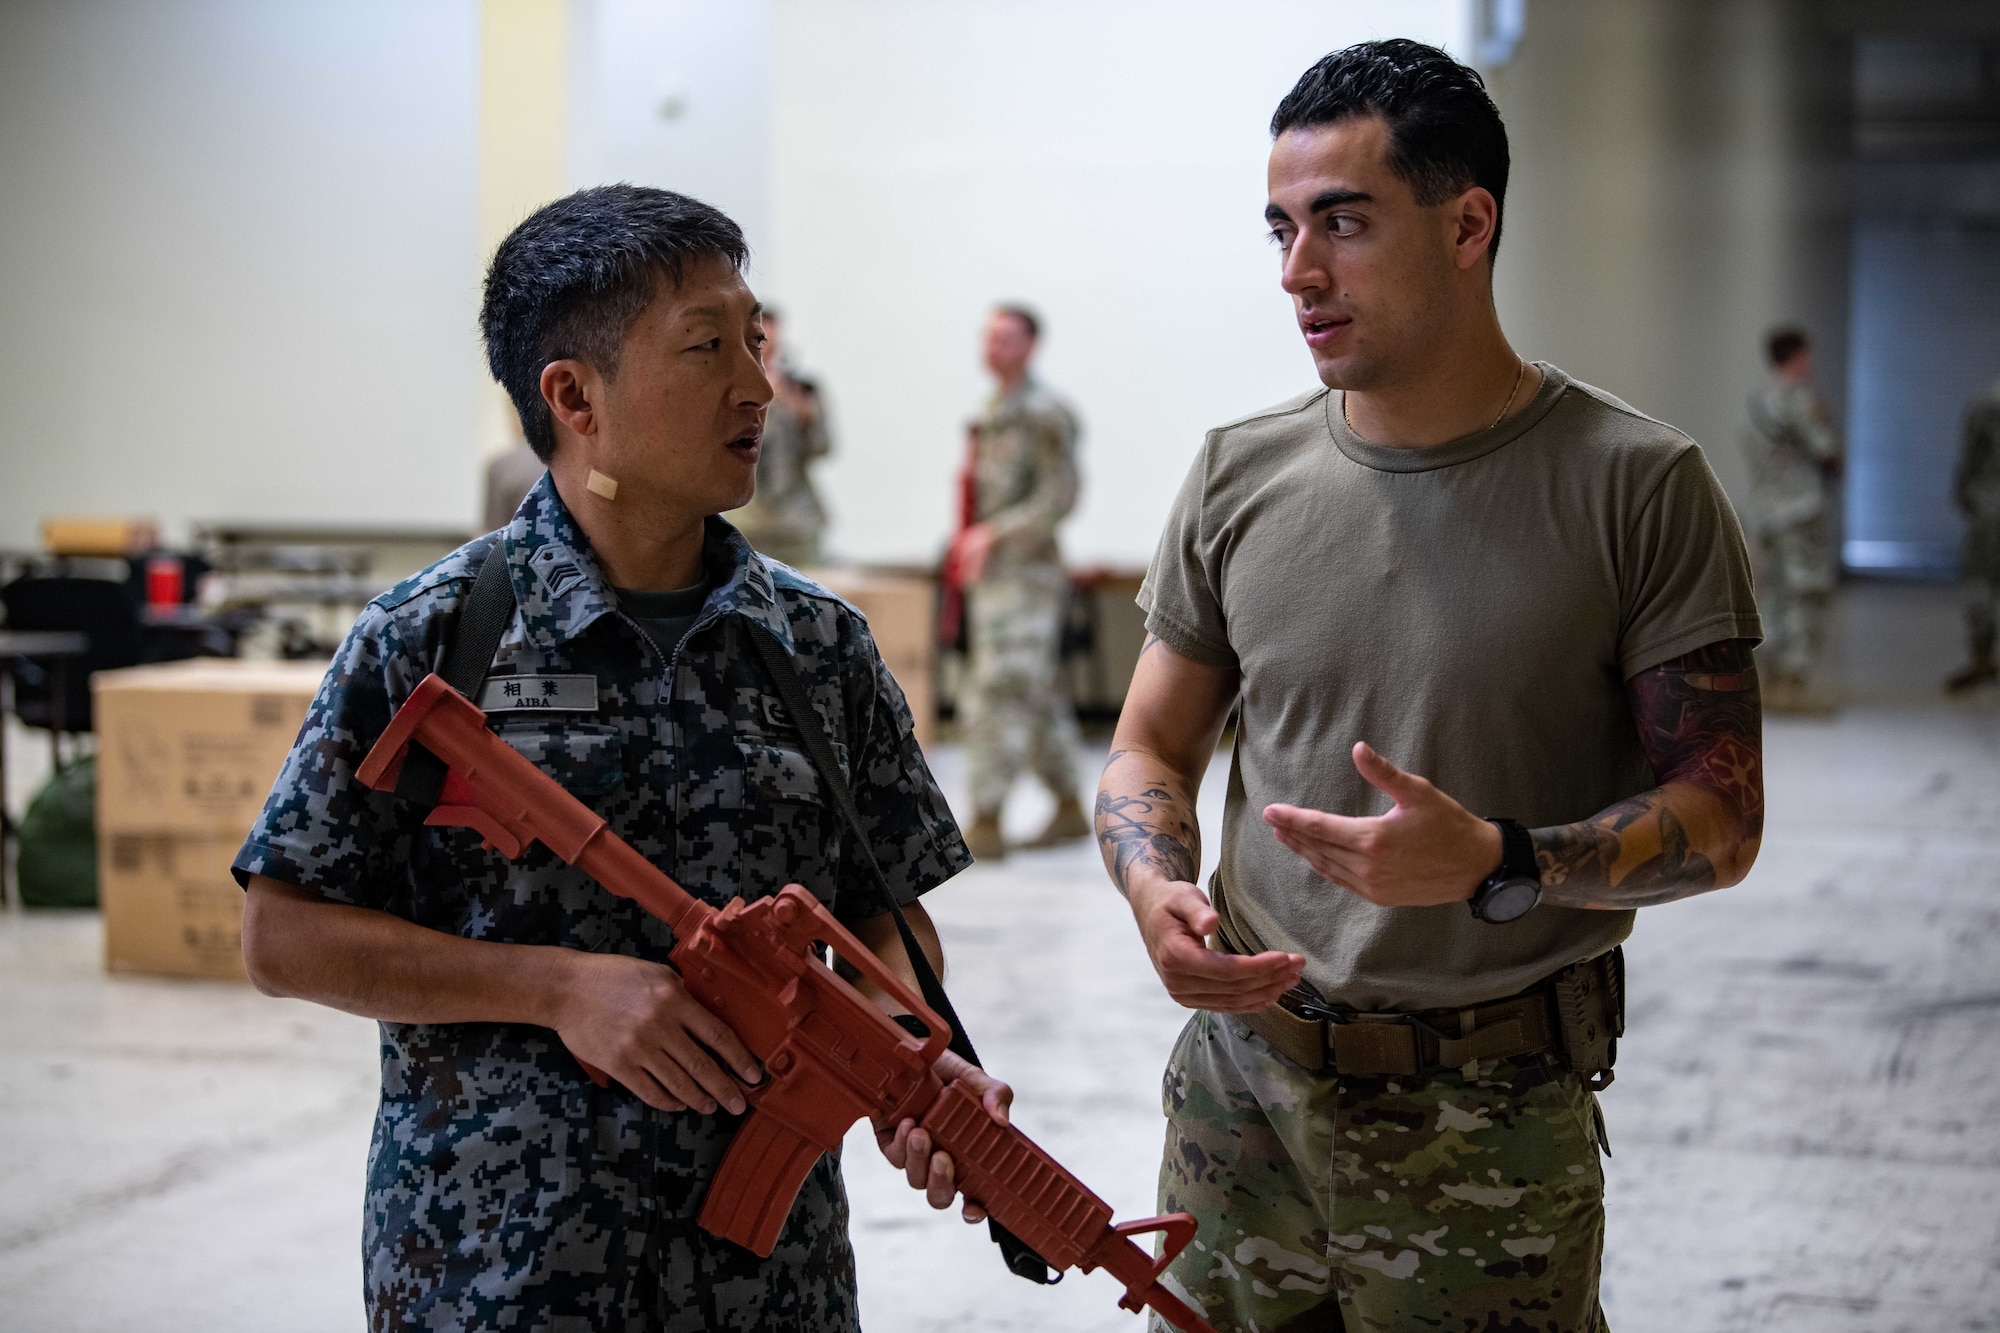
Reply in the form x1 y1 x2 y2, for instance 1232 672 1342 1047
1138 363 1762 1011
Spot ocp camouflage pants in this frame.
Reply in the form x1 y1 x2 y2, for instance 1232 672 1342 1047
1963 518 2000 653
1155 1010 1609 1333
1757 515 1835 679
965 570 1081 815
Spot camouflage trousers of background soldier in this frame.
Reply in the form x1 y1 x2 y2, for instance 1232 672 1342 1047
1757 515 1836 701
1154 1010 1609 1333
1950 517 2000 691
964 569 1082 818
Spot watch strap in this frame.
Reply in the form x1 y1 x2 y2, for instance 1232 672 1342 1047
1469 818 1540 923
1489 817 1537 882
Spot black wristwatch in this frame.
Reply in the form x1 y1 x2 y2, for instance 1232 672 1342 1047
1468 818 1541 923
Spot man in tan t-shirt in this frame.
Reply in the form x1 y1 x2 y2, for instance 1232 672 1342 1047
1096 41 1764 1333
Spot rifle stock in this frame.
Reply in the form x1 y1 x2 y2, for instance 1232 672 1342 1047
358 673 1217 1333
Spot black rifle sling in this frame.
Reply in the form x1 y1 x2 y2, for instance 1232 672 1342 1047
395 539 516 807
746 625 1058 1286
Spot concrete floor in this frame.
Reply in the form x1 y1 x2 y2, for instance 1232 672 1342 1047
1 583 1996 1332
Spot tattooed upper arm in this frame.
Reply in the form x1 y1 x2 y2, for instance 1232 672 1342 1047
1628 637 1764 836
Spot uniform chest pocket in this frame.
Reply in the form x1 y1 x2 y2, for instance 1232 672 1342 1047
736 738 849 904
496 723 624 798
738 739 847 804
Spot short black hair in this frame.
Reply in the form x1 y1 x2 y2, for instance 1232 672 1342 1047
1767 327 1809 368
480 184 749 461
1271 40 1511 258
994 304 1041 341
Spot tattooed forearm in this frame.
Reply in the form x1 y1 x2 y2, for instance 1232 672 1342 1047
1096 747 1200 898
1535 639 1762 910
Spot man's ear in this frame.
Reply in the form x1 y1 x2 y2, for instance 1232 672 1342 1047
540 360 599 441
1449 187 1499 272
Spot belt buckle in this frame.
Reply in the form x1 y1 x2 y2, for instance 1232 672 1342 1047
1290 1001 1456 1078
1287 997 1345 1025
1292 998 1455 1040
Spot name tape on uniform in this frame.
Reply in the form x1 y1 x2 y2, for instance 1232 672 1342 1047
478 674 599 713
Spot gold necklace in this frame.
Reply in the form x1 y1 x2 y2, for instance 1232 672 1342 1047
1490 358 1528 429
1342 359 1530 438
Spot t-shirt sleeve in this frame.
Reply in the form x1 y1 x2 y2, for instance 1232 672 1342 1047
231 602 422 908
1137 437 1239 670
1617 446 1764 678
833 646 971 924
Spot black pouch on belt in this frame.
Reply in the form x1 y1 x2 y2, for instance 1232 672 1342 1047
1550 945 1625 1091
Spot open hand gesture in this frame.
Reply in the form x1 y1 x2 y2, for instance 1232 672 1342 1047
1263 743 1501 908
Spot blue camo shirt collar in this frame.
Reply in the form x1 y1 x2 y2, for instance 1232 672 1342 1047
500 471 794 653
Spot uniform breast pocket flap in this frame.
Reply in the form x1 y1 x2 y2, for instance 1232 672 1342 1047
737 739 848 805
498 723 623 798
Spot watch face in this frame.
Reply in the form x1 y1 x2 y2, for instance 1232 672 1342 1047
1480 877 1541 923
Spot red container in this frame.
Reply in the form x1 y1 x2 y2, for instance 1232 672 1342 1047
146 555 185 608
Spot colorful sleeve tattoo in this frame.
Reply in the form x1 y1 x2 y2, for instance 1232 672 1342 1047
1534 638 1764 909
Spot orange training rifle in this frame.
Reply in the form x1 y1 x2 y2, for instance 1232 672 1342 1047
356 673 1217 1333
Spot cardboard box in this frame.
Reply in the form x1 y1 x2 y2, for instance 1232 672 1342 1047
92 659 326 980
808 571 936 748
100 832 248 981
94 660 327 835
41 516 159 556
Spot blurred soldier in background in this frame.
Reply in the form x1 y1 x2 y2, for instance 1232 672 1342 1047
1740 327 1842 712
728 307 831 568
1947 377 2000 693
949 305 1086 859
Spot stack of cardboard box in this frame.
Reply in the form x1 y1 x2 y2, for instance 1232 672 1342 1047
92 660 327 980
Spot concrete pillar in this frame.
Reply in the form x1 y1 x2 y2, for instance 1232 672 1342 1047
1482 0 1852 504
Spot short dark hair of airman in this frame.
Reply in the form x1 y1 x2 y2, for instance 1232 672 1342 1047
481 184 750 462
1766 327 1810 368
994 304 1041 341
1271 39 1512 258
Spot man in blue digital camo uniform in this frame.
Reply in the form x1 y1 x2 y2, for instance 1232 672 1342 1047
238 186 1008 1331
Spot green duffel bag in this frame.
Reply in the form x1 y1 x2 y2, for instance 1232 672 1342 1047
18 754 98 909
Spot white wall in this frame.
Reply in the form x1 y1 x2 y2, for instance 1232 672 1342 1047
766 0 1472 568
0 0 481 550
568 0 774 256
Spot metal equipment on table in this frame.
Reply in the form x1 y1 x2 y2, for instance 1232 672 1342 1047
193 523 470 659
